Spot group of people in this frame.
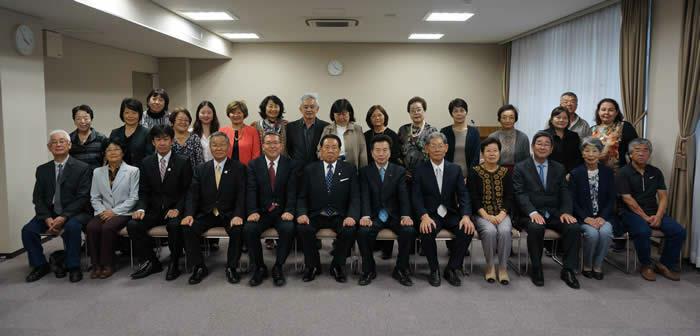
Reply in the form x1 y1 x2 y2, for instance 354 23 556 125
21 89 686 289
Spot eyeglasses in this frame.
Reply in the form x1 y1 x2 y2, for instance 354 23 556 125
49 139 69 146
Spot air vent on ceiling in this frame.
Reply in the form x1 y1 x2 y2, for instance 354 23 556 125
306 19 359 28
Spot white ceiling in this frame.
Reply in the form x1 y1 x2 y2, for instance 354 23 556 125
153 0 608 43
0 0 609 59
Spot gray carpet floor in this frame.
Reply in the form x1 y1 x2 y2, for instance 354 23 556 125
0 238 698 336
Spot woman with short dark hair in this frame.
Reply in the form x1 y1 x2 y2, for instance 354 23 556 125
319 98 368 168
487 104 530 170
441 98 481 178
69 104 108 169
109 98 153 167
363 104 401 165
170 108 204 170
141 88 171 129
251 95 288 154
545 106 583 172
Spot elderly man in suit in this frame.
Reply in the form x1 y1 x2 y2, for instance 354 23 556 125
412 132 474 287
285 93 330 164
296 134 360 283
358 134 415 286
244 132 298 287
181 131 246 285
21 130 92 283
128 125 193 281
513 131 580 289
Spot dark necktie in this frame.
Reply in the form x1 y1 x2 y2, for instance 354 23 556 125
269 161 276 191
232 130 240 161
54 163 64 214
325 164 333 193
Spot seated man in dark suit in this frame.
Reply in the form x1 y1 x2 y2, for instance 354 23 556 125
513 131 580 288
244 132 298 287
296 134 360 283
358 134 415 286
22 130 92 283
128 125 193 281
412 132 474 287
181 131 246 285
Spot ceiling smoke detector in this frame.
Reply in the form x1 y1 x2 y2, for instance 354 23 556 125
306 19 359 28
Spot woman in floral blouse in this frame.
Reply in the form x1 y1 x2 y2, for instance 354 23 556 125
590 98 638 171
169 107 204 170
397 96 438 181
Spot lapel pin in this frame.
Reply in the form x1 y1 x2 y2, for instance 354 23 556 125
224 171 229 174
167 168 171 172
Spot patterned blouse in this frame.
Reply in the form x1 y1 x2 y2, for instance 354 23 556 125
468 165 514 216
397 122 438 174
587 169 600 216
173 133 205 170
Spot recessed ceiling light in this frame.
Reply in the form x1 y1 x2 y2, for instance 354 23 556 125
222 33 260 39
181 11 237 21
409 33 444 40
424 12 474 22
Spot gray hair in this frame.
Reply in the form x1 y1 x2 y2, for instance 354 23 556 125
209 131 230 145
426 131 447 145
47 130 71 144
580 136 604 152
628 138 653 155
300 93 319 107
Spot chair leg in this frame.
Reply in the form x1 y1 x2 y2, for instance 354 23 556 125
129 239 134 270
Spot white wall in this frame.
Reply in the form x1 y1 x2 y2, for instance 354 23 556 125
44 36 158 135
647 0 683 178
189 43 505 131
0 8 48 253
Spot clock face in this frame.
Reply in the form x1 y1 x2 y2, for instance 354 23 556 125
15 25 35 56
327 60 343 76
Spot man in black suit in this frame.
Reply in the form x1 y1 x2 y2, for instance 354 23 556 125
513 131 580 288
21 130 92 283
244 132 298 287
412 132 474 287
285 93 330 164
297 134 360 283
358 134 416 286
128 125 193 281
181 131 246 285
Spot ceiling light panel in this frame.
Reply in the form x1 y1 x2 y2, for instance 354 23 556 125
408 33 444 40
181 11 237 21
425 12 474 22
222 33 260 39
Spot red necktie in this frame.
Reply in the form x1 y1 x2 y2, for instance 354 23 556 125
269 161 276 191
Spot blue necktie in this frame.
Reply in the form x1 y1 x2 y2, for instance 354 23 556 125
378 167 388 223
325 164 333 193
537 164 546 189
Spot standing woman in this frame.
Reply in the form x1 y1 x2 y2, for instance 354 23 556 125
398 96 438 179
487 104 530 170
251 95 288 154
320 98 368 168
191 100 220 163
87 140 139 278
364 105 401 165
109 98 153 167
590 98 638 170
441 98 481 178
468 137 514 284
170 107 205 170
69 104 108 170
220 100 261 165
545 106 583 173
141 88 171 129
569 137 615 280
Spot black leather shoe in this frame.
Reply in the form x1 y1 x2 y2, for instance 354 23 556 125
225 266 240 284
131 259 163 279
249 266 269 287
165 261 180 281
188 265 209 285
329 263 347 283
443 267 462 287
581 270 594 279
302 266 321 282
592 271 604 280
392 268 413 287
428 269 441 287
26 264 51 283
271 264 286 287
380 250 393 260
68 268 83 283
531 268 544 287
54 265 67 279
358 271 377 286
561 269 580 289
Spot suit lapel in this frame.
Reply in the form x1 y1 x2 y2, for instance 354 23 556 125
545 162 556 192
111 163 126 192
262 158 273 193
526 160 545 190
161 156 176 185
58 158 71 186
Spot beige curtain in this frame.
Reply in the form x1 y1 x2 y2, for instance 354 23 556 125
501 42 511 106
619 0 649 134
669 0 700 258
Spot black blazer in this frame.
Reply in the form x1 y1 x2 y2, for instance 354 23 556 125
545 127 583 172
360 163 411 220
33 157 92 220
137 152 193 214
285 118 330 164
411 160 471 219
246 155 298 216
297 160 360 220
513 158 572 219
109 125 154 168
569 164 616 222
441 125 481 172
185 159 246 220
363 129 402 165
